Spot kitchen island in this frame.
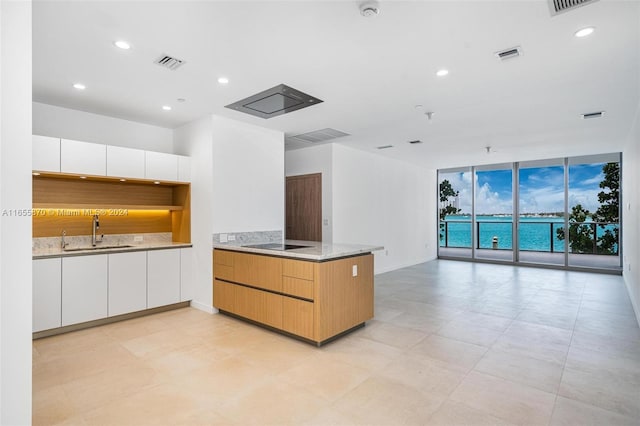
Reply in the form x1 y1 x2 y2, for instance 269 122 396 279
212 240 383 345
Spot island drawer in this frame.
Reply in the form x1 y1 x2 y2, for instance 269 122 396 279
282 258 315 281
282 276 314 300
282 298 314 340
214 249 235 267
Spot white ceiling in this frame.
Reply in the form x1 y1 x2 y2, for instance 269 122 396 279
33 0 640 169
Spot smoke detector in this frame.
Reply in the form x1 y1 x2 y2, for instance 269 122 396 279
360 1 380 17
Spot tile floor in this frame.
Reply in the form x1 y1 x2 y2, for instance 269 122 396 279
33 260 640 425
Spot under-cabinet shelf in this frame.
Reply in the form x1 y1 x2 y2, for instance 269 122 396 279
33 203 183 211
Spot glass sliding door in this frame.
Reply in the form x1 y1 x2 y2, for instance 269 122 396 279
438 152 622 272
567 153 621 270
517 159 566 266
438 168 472 259
474 164 514 262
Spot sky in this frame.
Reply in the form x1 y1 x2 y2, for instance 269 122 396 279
440 163 609 215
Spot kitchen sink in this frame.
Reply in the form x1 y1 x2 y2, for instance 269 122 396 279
63 244 134 252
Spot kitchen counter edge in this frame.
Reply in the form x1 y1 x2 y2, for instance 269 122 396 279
33 243 193 259
212 242 384 261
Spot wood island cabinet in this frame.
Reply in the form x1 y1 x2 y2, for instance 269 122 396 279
213 249 373 345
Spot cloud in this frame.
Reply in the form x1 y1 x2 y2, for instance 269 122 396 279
439 167 608 217
576 172 604 187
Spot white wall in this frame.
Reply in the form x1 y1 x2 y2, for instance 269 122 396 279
33 102 173 152
331 144 436 274
173 116 214 313
623 101 640 326
211 115 284 234
174 114 285 312
285 144 333 242
0 0 33 423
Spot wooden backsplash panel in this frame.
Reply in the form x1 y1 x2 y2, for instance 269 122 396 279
33 210 172 237
33 176 173 206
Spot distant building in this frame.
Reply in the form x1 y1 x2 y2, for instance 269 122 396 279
440 195 459 211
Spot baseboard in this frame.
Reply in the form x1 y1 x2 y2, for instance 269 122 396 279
623 272 640 328
374 256 437 275
189 300 217 314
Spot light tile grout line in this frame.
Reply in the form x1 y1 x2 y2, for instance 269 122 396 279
547 275 584 425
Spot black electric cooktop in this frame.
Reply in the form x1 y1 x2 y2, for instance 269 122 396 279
243 243 311 251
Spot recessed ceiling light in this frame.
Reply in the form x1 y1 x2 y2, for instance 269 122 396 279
153 181 160 185
119 178 126 182
218 77 229 84
162 105 172 111
73 83 86 90
32 172 41 176
574 27 595 38
113 40 131 50
79 176 87 179
436 69 449 77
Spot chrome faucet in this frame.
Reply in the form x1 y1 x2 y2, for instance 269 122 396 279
92 214 103 246
61 230 68 249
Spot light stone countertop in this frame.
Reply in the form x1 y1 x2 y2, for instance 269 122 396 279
212 240 384 261
33 232 191 259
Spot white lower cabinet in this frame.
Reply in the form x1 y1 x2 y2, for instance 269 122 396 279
62 255 108 326
33 258 62 332
147 249 181 308
108 251 147 317
34 248 187 332
180 248 193 302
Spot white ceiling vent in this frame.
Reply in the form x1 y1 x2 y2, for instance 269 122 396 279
154 54 185 70
286 128 349 144
548 0 599 16
495 46 522 61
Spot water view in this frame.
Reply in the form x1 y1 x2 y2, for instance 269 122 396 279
440 215 619 254
438 154 621 266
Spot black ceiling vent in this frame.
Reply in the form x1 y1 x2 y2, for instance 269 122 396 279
548 0 599 16
495 46 522 61
154 54 185 70
581 111 605 119
377 145 393 150
408 140 423 144
225 84 323 119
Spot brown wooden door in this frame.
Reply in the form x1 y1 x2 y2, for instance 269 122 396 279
286 173 322 241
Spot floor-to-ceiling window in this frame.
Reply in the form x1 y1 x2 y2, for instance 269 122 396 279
438 167 472 259
567 154 621 270
437 153 622 272
518 158 566 266
475 164 514 262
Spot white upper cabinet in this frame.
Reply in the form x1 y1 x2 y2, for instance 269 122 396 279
145 151 178 182
32 135 61 172
106 145 145 179
33 135 190 182
60 139 107 176
177 155 191 183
